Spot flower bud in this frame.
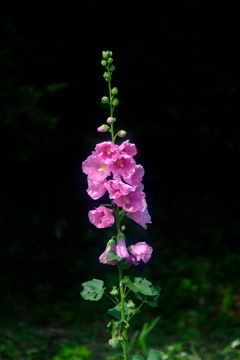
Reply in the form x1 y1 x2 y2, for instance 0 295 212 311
111 87 118 95
101 59 107 66
107 57 113 64
121 225 126 231
102 51 108 59
103 72 111 81
101 96 109 104
97 124 110 132
126 300 135 308
113 98 119 106
107 117 116 124
109 51 113 56
117 130 127 138
110 286 119 296
110 65 115 72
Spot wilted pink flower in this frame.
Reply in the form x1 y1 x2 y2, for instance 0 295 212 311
88 206 114 228
130 207 152 229
111 155 136 183
125 255 138 266
116 233 129 259
104 179 132 199
86 178 107 200
130 242 153 263
94 141 119 164
82 154 111 182
119 140 137 156
99 239 118 265
114 187 146 213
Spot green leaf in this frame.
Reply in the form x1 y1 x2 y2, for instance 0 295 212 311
80 279 105 301
124 277 154 296
46 83 68 92
146 349 163 360
106 251 121 261
107 305 122 320
135 286 161 307
132 356 145 360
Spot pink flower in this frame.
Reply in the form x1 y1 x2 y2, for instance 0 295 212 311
104 179 132 199
113 187 146 213
82 154 111 182
116 233 129 259
88 206 114 228
119 140 137 156
130 207 152 229
94 141 119 164
111 155 136 183
128 165 145 187
99 239 118 265
130 242 153 263
86 178 107 200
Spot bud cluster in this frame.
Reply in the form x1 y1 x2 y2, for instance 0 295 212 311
97 50 126 140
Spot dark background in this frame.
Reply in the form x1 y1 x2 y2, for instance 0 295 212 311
1 0 240 334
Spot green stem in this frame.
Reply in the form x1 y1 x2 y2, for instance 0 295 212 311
107 64 115 143
119 265 128 360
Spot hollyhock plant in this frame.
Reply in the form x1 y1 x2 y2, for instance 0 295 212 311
88 206 114 228
80 50 161 360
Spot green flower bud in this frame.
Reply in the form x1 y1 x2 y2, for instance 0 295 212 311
117 130 127 138
111 87 118 95
101 59 107 66
110 286 119 296
126 300 135 308
102 51 108 59
110 65 115 72
107 57 113 64
101 96 109 104
103 72 111 81
107 117 116 124
121 225 126 231
109 51 113 56
97 124 110 132
113 98 119 106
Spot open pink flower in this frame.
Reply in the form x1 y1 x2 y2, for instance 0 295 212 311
116 233 129 259
82 154 111 182
130 207 152 229
119 140 137 156
94 141 119 164
130 242 153 263
99 239 118 265
104 179 132 199
88 206 114 228
111 155 136 183
86 178 107 200
113 187 146 213
128 165 145 187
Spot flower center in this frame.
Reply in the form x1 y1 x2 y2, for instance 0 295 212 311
98 165 107 173
106 146 111 155
122 196 129 204
117 159 124 167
